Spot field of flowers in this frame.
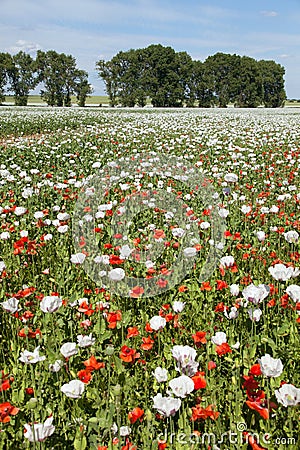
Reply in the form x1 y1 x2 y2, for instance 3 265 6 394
0 106 300 449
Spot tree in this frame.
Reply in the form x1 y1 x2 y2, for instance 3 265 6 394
259 60 286 107
193 60 216 107
232 56 263 108
204 53 240 107
109 49 146 107
96 46 287 109
96 59 119 107
36 50 92 106
7 52 38 106
142 44 183 107
0 53 12 104
74 70 93 107
175 51 195 107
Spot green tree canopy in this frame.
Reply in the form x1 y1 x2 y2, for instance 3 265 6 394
259 60 286 107
96 46 286 108
7 51 38 106
36 50 92 106
0 52 12 104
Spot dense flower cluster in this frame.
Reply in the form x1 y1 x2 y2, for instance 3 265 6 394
0 107 299 448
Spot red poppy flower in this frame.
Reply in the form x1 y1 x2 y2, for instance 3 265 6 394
119 345 140 363
83 355 105 371
192 372 207 390
245 400 269 420
192 331 207 346
78 300 95 316
156 279 168 288
191 404 219 421
129 286 144 298
0 371 12 392
0 402 19 423
200 281 212 291
14 286 36 299
216 280 228 290
243 432 268 450
215 302 226 312
127 327 139 339
106 310 122 329
20 310 34 322
25 387 34 395
77 369 92 384
18 327 42 339
128 406 144 424
215 343 232 356
153 229 165 240
242 375 259 391
208 361 217 370
141 336 154 351
122 440 137 450
158 441 168 449
109 254 124 265
178 285 188 292
145 322 153 333
249 364 262 376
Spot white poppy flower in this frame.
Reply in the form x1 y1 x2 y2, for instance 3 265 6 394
40 296 62 313
172 301 186 313
168 375 194 398
60 342 78 358
24 416 55 442
152 393 181 417
149 316 166 331
70 253 86 264
153 367 168 382
1 297 19 313
275 384 300 407
77 334 96 348
108 268 125 281
258 354 283 378
19 347 46 364
60 380 85 398
211 332 227 345
286 285 300 303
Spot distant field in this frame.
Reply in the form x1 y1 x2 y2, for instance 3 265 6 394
2 95 300 107
3 95 110 105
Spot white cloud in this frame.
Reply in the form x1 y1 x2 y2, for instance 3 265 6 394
278 54 291 59
260 11 278 17
8 39 41 55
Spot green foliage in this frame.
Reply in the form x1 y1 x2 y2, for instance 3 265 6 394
96 46 286 108
259 60 286 107
36 50 92 107
0 52 13 104
7 52 39 106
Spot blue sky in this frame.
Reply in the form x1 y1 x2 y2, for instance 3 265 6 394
1 0 299 98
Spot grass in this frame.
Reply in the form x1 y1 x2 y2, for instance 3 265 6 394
2 96 300 107
3 95 110 106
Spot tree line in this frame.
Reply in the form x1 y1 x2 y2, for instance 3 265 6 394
96 44 286 108
0 45 286 107
0 50 92 106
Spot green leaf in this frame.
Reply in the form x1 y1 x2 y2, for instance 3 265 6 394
74 435 87 450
